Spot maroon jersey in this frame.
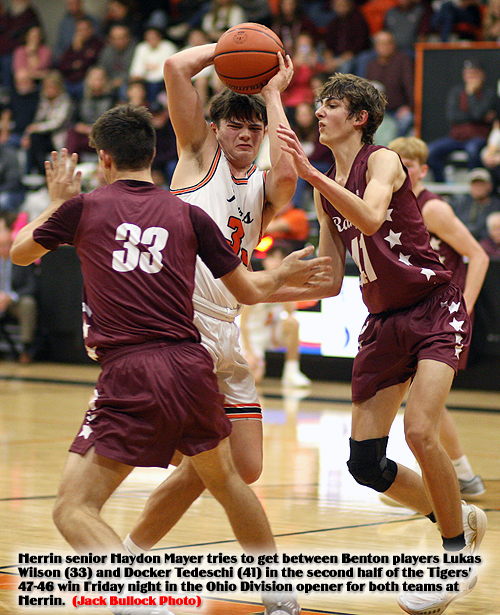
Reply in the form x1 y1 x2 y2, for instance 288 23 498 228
417 189 467 291
321 144 452 313
33 180 241 360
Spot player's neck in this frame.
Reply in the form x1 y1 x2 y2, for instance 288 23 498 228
332 140 364 184
110 168 154 184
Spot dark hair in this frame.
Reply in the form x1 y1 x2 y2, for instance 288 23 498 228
318 73 387 144
89 104 156 170
209 89 267 127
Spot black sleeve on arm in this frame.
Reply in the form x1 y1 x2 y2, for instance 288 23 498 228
189 204 242 278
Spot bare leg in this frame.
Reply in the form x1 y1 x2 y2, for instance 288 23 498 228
190 437 275 555
129 418 263 550
404 359 462 539
282 315 299 361
439 407 464 460
52 449 134 553
351 379 434 515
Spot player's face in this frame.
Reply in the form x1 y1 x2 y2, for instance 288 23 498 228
401 157 426 191
214 118 266 169
315 97 354 144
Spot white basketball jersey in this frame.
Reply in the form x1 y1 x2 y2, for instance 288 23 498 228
171 145 266 310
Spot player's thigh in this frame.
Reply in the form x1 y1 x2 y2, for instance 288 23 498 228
189 437 237 492
404 359 455 439
229 419 263 483
56 448 134 512
351 379 410 441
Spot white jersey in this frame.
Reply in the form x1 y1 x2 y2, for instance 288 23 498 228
172 145 266 312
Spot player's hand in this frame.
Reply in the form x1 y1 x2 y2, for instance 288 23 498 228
280 245 332 288
277 123 315 179
45 149 82 203
261 53 294 95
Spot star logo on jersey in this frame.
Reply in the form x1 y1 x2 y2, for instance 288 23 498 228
450 318 465 332
455 344 463 357
430 237 441 251
448 301 460 314
455 333 463 344
78 424 93 440
82 321 90 338
399 253 412 266
384 208 393 222
384 230 402 248
420 268 436 280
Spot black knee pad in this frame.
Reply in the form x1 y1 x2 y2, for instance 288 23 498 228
347 436 398 492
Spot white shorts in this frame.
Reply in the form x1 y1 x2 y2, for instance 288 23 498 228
194 310 262 421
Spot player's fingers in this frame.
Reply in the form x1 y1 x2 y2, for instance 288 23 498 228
66 152 79 182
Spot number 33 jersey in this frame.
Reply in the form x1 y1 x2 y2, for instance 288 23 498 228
321 144 452 315
171 145 265 312
33 179 241 360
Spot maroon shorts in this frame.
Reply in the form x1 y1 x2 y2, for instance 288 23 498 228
352 283 471 403
70 340 232 468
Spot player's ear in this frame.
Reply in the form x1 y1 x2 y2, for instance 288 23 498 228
354 110 369 127
421 163 429 180
99 150 112 169
210 121 218 136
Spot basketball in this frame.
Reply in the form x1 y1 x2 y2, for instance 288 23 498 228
214 23 285 95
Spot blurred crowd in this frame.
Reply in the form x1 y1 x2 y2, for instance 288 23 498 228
1 0 500 363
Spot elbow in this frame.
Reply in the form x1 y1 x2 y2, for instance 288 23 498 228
10 247 29 266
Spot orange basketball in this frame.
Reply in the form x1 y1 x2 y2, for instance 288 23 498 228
214 23 285 95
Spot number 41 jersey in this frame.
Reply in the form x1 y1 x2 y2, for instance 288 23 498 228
321 144 452 314
171 145 265 311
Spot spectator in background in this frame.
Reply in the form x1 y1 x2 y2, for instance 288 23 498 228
0 143 25 212
53 0 101 63
271 0 319 56
0 212 37 363
201 0 247 42
21 70 73 175
281 32 322 112
360 0 399 35
432 0 483 41
323 0 371 75
480 211 500 257
383 0 433 56
65 66 115 158
102 0 143 39
482 0 500 41
97 24 136 100
129 27 177 103
450 168 500 241
12 25 51 86
264 200 310 249
0 0 40 90
366 30 414 137
240 242 311 387
238 0 273 27
427 60 497 183
57 17 104 101
0 68 39 149
289 100 333 209
481 119 500 194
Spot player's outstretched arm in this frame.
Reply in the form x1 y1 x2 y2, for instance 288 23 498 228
11 149 81 266
221 245 331 305
422 197 490 313
261 53 298 226
163 44 217 154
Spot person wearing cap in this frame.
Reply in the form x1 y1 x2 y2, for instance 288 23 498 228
480 211 500 258
427 60 497 183
450 167 500 240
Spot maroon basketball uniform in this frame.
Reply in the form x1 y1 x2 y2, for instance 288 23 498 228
417 189 467 291
417 188 470 370
320 144 471 401
33 180 241 466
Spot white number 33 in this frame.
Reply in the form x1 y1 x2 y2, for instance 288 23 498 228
112 223 168 274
